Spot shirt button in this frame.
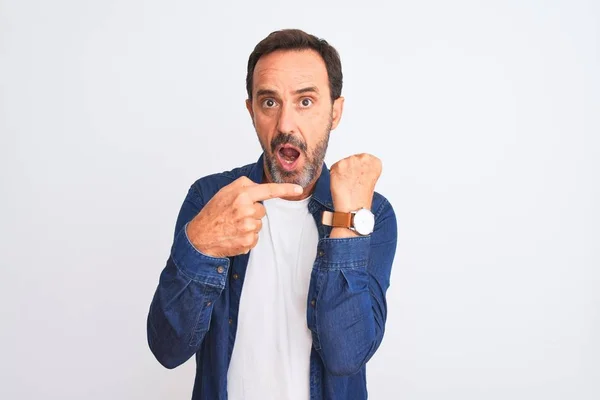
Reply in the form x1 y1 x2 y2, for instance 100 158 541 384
232 273 239 280
229 318 233 325
216 266 225 274
310 299 316 307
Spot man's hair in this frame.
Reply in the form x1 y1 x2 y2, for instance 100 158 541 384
246 29 343 102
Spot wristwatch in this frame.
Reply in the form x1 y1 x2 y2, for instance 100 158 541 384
321 208 375 236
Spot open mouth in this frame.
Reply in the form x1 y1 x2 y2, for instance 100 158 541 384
276 145 301 171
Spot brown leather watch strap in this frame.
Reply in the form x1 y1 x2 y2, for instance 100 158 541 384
321 211 353 228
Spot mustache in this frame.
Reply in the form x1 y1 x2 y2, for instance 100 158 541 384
270 133 307 154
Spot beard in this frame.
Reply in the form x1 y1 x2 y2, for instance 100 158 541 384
259 118 332 188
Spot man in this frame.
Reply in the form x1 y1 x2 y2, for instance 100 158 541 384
147 29 398 400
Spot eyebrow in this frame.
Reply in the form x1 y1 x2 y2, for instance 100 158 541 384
255 86 320 98
294 86 319 95
255 89 278 98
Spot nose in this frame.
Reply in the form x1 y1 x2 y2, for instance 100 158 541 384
276 102 297 134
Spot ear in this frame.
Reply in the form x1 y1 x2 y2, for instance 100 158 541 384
330 96 344 130
245 99 254 121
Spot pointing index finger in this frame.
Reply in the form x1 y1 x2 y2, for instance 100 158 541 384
246 183 303 202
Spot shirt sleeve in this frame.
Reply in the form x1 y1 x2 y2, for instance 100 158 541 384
147 184 230 369
307 197 398 376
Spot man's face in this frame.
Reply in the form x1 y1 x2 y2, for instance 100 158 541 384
246 49 344 188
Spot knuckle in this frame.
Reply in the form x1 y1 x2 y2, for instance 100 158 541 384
237 205 252 218
234 191 249 205
241 218 254 232
232 196 242 207
243 234 254 247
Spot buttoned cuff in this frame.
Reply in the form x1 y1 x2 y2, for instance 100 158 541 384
314 236 371 269
171 222 230 287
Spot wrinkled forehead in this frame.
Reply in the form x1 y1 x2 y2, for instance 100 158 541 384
252 49 330 97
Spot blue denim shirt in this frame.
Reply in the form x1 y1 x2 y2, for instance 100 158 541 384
147 154 398 399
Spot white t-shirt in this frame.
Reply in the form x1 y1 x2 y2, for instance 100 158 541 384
227 196 318 400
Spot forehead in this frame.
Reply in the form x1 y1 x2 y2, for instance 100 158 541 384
252 49 330 95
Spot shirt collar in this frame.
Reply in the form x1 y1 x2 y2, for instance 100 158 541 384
249 153 334 211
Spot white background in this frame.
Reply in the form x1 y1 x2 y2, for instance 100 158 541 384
1 0 599 399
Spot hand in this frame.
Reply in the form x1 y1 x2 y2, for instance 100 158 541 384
186 176 303 257
329 153 382 213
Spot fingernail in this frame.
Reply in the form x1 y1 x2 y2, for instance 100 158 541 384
294 185 303 194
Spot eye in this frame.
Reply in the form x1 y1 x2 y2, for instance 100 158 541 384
261 98 277 108
300 98 313 108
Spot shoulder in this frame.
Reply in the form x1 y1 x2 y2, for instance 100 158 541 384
372 191 393 214
372 191 396 224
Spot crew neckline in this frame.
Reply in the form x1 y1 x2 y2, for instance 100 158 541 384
264 196 312 209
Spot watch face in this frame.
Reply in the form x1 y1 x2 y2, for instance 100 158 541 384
353 208 375 235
